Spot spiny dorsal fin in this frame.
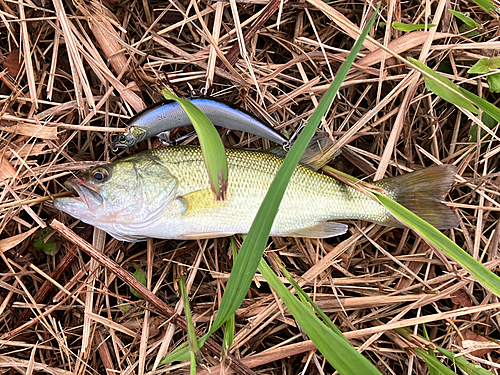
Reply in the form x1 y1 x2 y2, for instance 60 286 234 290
268 135 340 171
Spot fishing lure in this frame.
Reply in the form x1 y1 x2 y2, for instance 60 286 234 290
112 98 289 150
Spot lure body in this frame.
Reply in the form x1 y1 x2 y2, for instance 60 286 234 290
113 98 288 149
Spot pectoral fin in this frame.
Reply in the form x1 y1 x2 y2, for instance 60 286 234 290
179 188 228 215
282 222 348 238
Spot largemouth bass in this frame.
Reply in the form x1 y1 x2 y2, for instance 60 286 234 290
54 146 458 242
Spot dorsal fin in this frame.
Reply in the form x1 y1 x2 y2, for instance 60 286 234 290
267 135 340 170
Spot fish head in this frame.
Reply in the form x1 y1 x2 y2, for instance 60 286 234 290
54 154 179 239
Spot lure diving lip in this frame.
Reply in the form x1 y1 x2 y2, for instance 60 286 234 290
112 97 289 150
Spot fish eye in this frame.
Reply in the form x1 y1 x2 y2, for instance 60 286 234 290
119 135 127 143
91 167 110 182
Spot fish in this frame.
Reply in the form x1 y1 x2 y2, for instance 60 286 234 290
53 146 459 242
112 98 289 150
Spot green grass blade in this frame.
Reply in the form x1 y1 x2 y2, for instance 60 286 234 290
457 87 500 123
412 348 458 375
396 327 456 375
422 325 441 375
159 342 189 364
160 6 381 368
162 89 228 201
408 57 479 114
222 315 235 360
280 265 348 341
190 352 196 375
373 192 500 297
472 0 496 12
449 10 481 29
391 22 436 31
179 275 200 363
407 55 500 123
397 327 490 375
159 274 207 364
469 111 497 143
221 237 239 359
407 57 500 139
435 346 493 375
204 3 380 341
259 259 381 374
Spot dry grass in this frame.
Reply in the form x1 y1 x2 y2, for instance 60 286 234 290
1 0 500 373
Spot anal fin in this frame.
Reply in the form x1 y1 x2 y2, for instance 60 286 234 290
283 222 348 238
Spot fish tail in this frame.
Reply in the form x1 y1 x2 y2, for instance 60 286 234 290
376 165 459 230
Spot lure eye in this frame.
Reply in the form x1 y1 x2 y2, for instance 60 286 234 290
91 167 110 182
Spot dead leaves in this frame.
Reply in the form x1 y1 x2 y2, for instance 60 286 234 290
0 121 58 140
3 49 21 77
0 227 38 254
457 329 499 358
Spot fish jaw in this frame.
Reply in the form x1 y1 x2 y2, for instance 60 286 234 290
53 178 104 219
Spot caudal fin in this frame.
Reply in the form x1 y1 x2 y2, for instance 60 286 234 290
377 165 459 230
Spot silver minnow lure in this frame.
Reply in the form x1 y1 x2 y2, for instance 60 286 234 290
112 98 289 149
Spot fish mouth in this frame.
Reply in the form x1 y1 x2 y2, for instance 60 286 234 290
61 178 103 210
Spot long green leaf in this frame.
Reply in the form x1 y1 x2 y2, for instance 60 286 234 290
373 192 500 297
457 87 500 123
413 348 458 375
392 22 436 31
259 259 381 374
469 111 497 143
421 325 441 375
396 327 456 375
280 265 349 341
472 0 496 12
397 327 490 375
162 90 228 201
179 274 199 371
409 57 500 125
408 57 479 114
435 346 493 375
449 10 481 29
222 237 239 359
204 0 380 341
